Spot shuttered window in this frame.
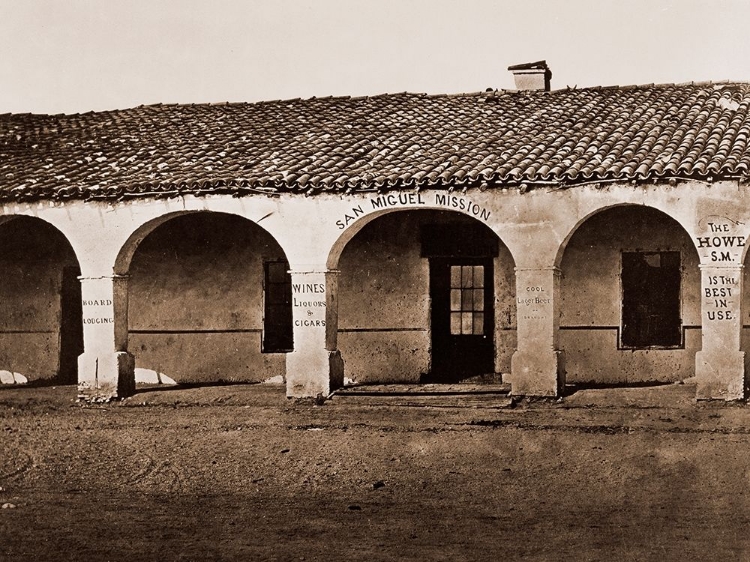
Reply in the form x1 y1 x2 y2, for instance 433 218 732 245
621 251 681 348
263 260 293 352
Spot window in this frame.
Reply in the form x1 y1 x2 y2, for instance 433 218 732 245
621 251 681 348
449 264 485 335
263 260 293 352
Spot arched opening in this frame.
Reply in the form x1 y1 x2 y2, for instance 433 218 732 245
123 212 292 384
333 209 516 384
559 205 700 385
0 216 82 384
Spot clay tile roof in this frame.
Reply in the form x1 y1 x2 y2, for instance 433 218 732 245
2 82 750 202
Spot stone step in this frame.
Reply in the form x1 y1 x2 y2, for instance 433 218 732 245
333 383 511 396
329 383 512 408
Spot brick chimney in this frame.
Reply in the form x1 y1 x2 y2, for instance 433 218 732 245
508 60 551 91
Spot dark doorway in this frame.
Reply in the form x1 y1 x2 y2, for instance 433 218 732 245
428 258 495 381
421 222 499 383
59 265 83 383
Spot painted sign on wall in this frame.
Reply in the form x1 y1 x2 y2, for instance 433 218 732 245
695 217 744 323
517 285 550 321
335 192 491 230
292 282 326 327
696 218 746 263
82 298 114 325
703 273 737 321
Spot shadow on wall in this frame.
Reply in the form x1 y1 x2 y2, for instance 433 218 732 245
126 213 289 384
564 380 673 393
0 216 83 385
336 209 515 384
559 205 701 385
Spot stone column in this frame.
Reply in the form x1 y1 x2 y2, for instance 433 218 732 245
77 275 135 401
510 267 565 396
285 266 344 398
695 264 745 400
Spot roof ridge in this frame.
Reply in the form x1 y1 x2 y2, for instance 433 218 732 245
4 81 750 117
549 80 750 94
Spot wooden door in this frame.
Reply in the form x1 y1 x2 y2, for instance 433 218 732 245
429 258 494 382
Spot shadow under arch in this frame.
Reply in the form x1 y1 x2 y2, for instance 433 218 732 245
557 203 701 386
0 215 84 385
326 203 514 270
115 210 212 276
327 208 397 270
115 210 293 386
554 202 699 269
330 207 517 385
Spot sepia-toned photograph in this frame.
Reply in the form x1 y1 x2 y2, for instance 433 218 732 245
2 1 750 559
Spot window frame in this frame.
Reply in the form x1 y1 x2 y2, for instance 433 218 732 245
619 249 684 350
262 259 294 353
448 263 487 336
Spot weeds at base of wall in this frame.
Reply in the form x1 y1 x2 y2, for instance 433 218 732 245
291 393 328 407
76 394 118 405
695 397 748 407
509 396 562 407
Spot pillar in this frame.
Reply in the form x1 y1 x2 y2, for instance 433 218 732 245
695 264 745 400
510 266 565 396
286 266 344 398
77 274 135 401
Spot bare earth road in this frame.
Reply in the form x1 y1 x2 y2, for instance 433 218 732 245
1 383 750 561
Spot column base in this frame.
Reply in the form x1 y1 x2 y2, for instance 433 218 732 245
77 351 135 402
286 349 344 398
510 349 565 397
695 350 745 401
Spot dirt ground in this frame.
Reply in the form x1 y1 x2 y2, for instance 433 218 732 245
2 382 750 561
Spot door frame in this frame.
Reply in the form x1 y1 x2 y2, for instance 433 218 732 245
427 256 495 382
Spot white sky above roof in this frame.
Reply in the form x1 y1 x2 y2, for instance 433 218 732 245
1 0 749 114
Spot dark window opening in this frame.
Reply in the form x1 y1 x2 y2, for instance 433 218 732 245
621 251 681 348
263 260 293 352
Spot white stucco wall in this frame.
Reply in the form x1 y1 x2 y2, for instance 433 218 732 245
2 178 750 398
